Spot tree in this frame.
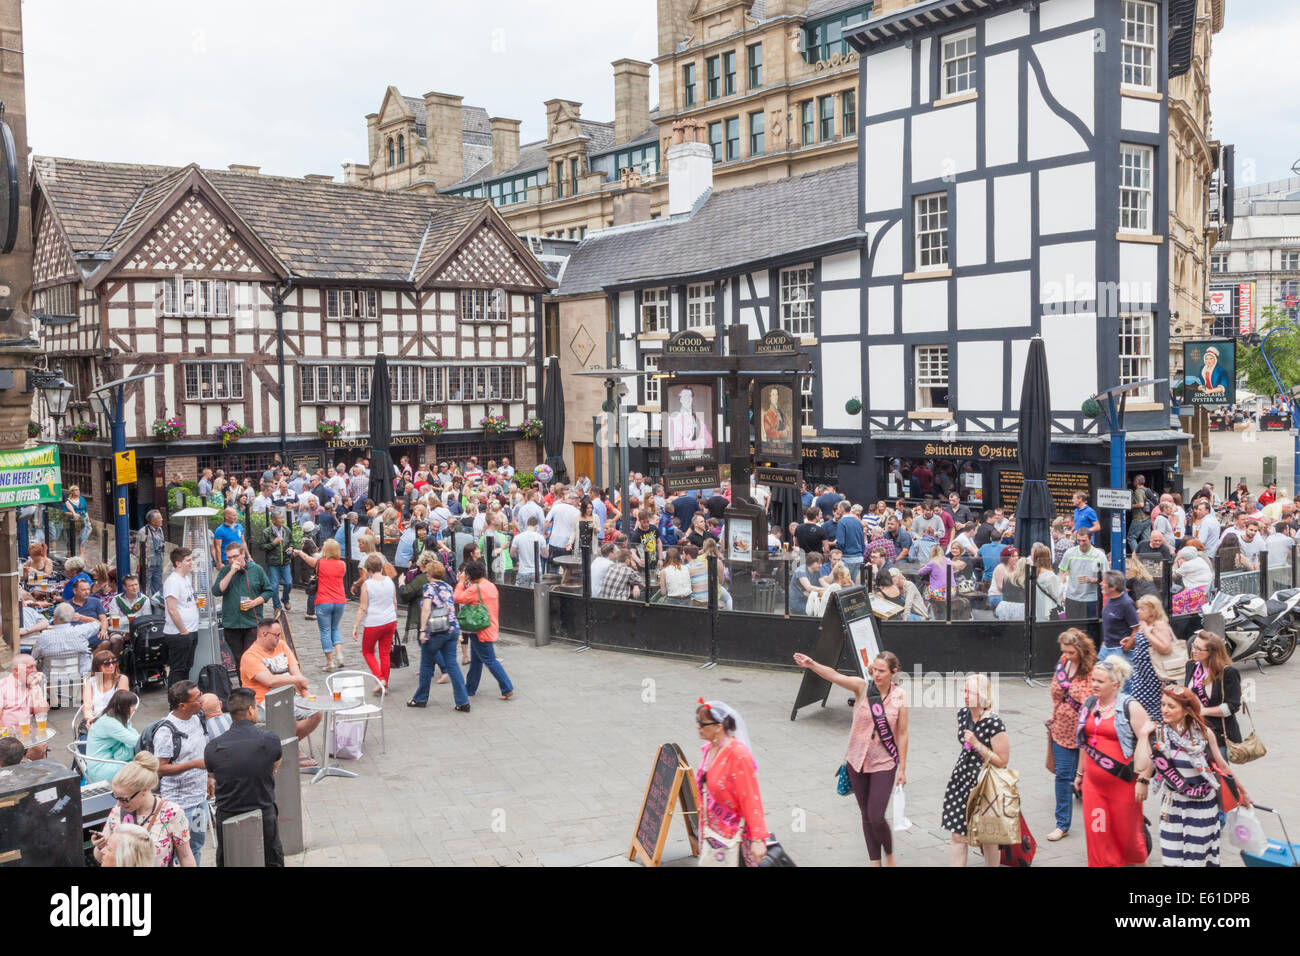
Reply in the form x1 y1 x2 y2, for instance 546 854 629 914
1238 306 1300 397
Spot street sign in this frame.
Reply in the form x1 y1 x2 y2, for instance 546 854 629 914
114 450 137 485
1096 488 1131 510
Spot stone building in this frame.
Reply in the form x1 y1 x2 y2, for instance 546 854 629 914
31 158 552 530
1208 176 1300 334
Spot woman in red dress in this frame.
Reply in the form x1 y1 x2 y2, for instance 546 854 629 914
694 699 769 866
1075 657 1153 867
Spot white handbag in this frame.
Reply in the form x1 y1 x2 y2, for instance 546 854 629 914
1224 807 1268 856
891 784 913 832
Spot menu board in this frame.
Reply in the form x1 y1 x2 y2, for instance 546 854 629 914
629 743 700 866
791 587 887 719
997 470 1091 518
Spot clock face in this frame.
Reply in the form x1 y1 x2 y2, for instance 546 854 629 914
0 120 16 255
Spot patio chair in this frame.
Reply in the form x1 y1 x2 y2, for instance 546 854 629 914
325 669 385 754
42 653 85 709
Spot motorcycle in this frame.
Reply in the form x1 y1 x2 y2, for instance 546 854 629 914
1198 588 1300 667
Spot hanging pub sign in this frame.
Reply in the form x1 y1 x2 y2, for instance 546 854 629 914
756 382 799 463
663 469 720 494
754 465 801 488
755 328 798 355
662 381 717 468
664 329 712 356
1182 340 1236 407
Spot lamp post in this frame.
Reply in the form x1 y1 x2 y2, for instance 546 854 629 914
90 372 162 576
30 366 72 435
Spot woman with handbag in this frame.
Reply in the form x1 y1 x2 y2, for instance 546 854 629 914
1140 686 1252 867
1184 631 1244 754
1045 629 1095 842
409 560 470 712
1075 657 1153 867
942 673 1010 866
694 699 768 866
352 553 398 691
454 559 514 700
294 538 348 671
793 650 908 866
1132 596 1185 721
1032 544 1064 621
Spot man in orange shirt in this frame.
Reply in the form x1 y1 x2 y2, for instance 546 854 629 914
239 620 322 750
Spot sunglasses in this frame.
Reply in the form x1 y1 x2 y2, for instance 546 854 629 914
113 788 144 806
696 719 720 728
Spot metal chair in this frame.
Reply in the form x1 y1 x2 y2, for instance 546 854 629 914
42 653 85 709
325 669 385 754
67 739 128 784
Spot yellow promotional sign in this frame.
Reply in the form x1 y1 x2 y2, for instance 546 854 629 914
114 450 137 485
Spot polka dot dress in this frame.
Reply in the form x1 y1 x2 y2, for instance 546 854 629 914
942 707 1007 835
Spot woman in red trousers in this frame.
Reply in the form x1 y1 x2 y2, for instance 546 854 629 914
352 552 397 689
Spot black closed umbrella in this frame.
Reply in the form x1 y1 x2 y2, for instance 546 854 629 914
1015 337 1055 557
769 483 800 546
367 353 397 505
541 355 568 483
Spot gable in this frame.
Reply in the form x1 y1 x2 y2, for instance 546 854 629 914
429 223 546 290
32 203 79 288
118 191 274 278
378 86 414 128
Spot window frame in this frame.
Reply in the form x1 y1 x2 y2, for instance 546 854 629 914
1119 143 1154 235
1280 251 1300 271
748 110 765 156
640 287 670 334
722 50 737 96
724 116 740 162
941 28 977 97
161 277 232 318
1121 0 1158 92
800 101 814 146
841 89 857 137
914 345 950 412
1210 253 1228 274
1117 313 1155 402
799 374 815 430
459 288 508 323
818 94 835 142
708 121 723 164
779 265 815 337
683 63 697 107
706 55 721 100
324 288 379 320
747 42 763 89
183 360 245 403
914 192 950 271
686 283 715 330
644 353 662 407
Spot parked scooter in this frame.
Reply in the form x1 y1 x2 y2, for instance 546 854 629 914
1198 588 1300 667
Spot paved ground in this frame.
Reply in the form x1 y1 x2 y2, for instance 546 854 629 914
83 593 1299 868
1190 425 1292 496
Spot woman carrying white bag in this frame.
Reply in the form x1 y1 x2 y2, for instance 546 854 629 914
794 650 909 866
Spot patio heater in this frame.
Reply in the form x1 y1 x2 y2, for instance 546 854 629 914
173 506 222 680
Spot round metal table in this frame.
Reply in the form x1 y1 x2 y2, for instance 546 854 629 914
295 697 359 784
12 726 57 751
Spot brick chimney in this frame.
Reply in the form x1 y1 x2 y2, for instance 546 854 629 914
227 164 261 175
612 59 651 144
489 117 521 174
341 163 371 186
304 174 335 183
365 113 380 168
613 170 653 226
423 91 466 187
667 120 712 216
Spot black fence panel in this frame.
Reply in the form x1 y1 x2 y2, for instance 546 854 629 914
497 584 535 635
584 597 713 660
714 610 820 668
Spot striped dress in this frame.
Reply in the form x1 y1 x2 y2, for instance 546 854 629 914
1155 726 1221 868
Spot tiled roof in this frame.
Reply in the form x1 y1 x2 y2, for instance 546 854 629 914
447 119 623 189
555 163 862 296
34 156 507 284
804 0 870 19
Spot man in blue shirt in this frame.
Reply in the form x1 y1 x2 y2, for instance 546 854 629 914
978 539 1010 582
833 501 865 582
814 484 843 517
1072 492 1101 537
212 508 245 567
800 482 815 510
789 554 823 615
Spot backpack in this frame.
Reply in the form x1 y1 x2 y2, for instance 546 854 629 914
198 663 233 703
135 717 185 759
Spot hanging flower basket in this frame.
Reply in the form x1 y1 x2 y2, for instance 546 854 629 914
63 421 98 445
26 421 40 438
1081 398 1101 419
420 414 447 437
479 414 507 436
844 397 863 416
152 416 185 442
215 420 249 448
520 416 544 440
316 419 344 440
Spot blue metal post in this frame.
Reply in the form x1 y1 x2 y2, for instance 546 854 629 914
1105 393 1126 573
112 385 131 577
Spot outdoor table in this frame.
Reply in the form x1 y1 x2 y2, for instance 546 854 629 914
12 726 57 751
554 554 584 589
296 696 358 785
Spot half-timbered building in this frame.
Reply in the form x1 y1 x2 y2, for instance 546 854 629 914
31 157 552 527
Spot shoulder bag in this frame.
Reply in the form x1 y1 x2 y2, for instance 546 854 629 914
1147 628 1189 682
965 755 1022 848
1227 699 1267 764
457 583 492 633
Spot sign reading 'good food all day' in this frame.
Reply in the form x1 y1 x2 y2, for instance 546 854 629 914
0 444 62 508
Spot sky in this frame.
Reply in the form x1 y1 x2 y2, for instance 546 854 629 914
21 0 1299 186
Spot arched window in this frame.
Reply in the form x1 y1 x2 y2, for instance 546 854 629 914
398 135 405 164
387 137 395 168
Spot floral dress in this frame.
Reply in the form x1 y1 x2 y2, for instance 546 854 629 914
695 739 769 866
941 708 1007 834
421 578 461 642
103 798 190 866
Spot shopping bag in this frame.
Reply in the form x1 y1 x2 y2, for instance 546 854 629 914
1225 807 1268 857
330 717 365 760
891 784 913 832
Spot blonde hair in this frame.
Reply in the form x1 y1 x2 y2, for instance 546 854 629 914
831 564 853 587
1128 559 1154 582
320 539 341 560
1136 593 1166 624
965 673 994 709
1094 656 1133 685
357 534 377 556
417 549 439 571
112 751 160 794
109 823 155 867
1008 557 1030 587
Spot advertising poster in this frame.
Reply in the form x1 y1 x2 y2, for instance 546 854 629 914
726 516 753 564
662 382 716 468
756 383 796 461
1182 340 1236 407
0 445 62 508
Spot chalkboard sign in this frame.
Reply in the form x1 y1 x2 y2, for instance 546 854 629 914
629 742 700 866
790 586 884 719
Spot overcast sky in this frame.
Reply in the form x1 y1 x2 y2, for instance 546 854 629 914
22 0 1298 185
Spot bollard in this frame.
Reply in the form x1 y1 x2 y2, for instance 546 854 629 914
264 685 303 855
534 578 551 647
220 810 266 867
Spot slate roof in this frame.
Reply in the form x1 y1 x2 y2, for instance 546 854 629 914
397 93 491 179
33 156 535 285
447 119 623 189
803 0 870 19
555 163 862 296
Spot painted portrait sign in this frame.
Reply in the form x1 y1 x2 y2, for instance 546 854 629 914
756 383 796 461
1182 340 1235 407
662 382 717 468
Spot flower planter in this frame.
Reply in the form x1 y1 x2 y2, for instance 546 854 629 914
317 419 344 440
215 420 249 448
152 416 185 442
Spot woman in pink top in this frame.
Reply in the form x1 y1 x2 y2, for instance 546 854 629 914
694 699 768 866
794 649 909 865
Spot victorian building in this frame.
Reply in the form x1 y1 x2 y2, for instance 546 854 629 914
31 158 552 529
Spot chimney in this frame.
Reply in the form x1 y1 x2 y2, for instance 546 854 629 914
489 117 521 174
666 120 712 216
612 59 651 144
365 113 380 168
341 163 371 186
304 174 335 183
613 171 653 226
227 164 261 175
656 0 693 56
423 91 466 187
